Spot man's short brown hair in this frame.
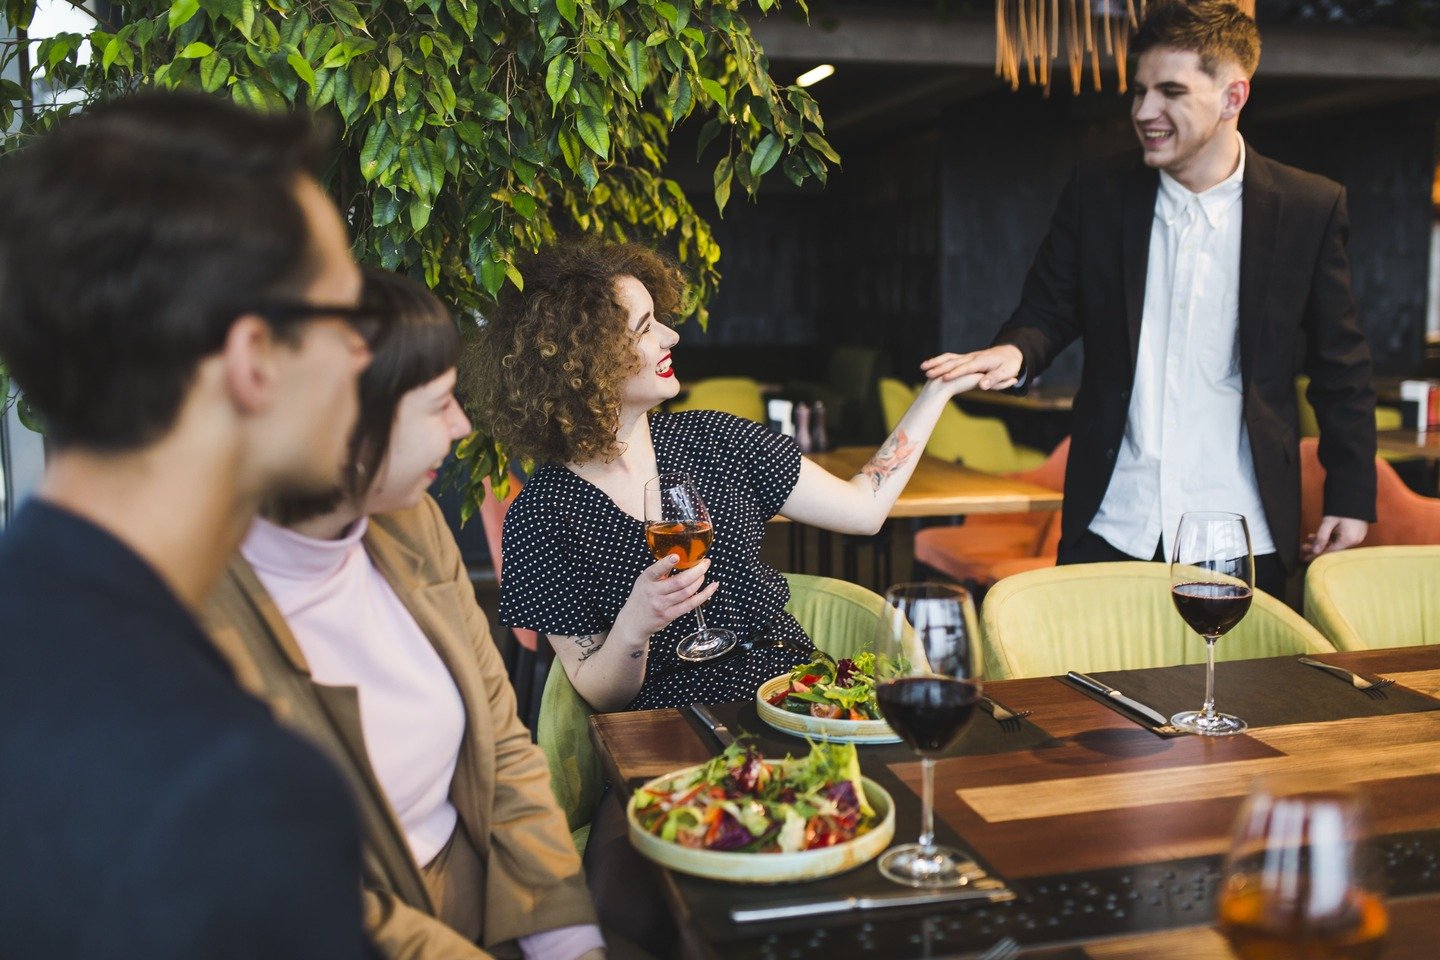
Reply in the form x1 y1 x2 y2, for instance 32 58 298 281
1133 0 1261 78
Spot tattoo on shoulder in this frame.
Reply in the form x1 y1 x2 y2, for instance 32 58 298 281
858 428 917 494
572 635 605 662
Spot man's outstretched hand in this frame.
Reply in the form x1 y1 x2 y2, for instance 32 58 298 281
922 344 1025 391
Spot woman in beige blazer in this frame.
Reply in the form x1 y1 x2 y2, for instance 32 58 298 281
205 268 603 960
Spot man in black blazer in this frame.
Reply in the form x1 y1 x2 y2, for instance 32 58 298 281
926 0 1376 598
0 93 382 958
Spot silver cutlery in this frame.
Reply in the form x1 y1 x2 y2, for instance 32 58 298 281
728 876 1015 924
686 702 736 747
1297 657 1396 700
980 696 1032 733
1066 671 1182 734
977 935 1020 960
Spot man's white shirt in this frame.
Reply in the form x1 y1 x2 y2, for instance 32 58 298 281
1090 136 1277 560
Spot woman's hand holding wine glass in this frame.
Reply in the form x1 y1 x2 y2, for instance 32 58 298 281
642 472 736 662
613 554 718 642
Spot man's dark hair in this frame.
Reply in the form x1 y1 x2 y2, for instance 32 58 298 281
1133 0 1261 79
0 91 327 449
266 266 460 526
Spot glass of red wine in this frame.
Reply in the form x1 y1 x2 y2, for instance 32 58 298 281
643 472 736 662
1217 779 1388 960
873 582 983 888
1170 511 1254 736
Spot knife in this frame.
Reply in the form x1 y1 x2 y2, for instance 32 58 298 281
1066 671 1171 727
687 702 736 748
729 878 1015 924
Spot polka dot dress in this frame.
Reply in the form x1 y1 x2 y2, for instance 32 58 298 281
499 410 814 710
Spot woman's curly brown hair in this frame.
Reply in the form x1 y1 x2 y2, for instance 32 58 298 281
465 240 686 465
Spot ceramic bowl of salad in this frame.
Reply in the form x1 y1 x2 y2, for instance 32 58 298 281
626 741 895 884
756 652 902 744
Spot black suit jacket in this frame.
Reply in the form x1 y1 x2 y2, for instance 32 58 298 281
0 501 367 959
994 147 1377 571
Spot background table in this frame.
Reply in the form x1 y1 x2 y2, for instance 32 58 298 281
790 446 1061 587
591 646 1440 959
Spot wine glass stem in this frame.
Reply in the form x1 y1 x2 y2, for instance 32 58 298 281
919 757 936 853
1202 636 1219 721
693 596 709 633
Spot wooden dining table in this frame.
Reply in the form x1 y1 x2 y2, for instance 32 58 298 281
590 645 1440 959
788 446 1062 587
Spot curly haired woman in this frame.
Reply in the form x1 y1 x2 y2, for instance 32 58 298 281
468 240 981 714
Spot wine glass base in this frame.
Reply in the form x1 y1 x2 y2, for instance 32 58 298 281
675 628 738 662
878 844 982 889
1171 710 1248 737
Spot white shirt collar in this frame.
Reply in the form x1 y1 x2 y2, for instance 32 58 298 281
1157 135 1246 228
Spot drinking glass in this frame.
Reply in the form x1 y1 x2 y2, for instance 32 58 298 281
1170 511 1255 736
1217 779 1388 960
873 582 983 888
643 472 736 662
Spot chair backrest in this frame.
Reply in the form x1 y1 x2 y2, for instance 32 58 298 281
669 377 767 423
536 660 601 853
1304 546 1440 650
782 573 887 661
1015 436 1070 491
1299 438 1440 548
981 562 1335 680
476 475 538 652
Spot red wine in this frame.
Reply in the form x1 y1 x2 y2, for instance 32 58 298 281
1172 582 1253 638
876 676 982 756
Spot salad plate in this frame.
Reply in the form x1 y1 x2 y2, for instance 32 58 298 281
626 741 895 884
756 652 901 745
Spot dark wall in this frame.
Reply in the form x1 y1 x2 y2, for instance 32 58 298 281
690 88 1438 388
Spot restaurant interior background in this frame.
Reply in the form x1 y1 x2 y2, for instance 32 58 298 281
4 0 1440 597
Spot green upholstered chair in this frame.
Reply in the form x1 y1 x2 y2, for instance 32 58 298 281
536 663 599 855
1304 546 1440 651
980 562 1335 680
877 377 1044 473
536 573 893 854
668 376 767 423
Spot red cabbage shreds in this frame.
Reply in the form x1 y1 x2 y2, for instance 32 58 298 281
835 658 857 688
727 751 766 795
707 811 756 851
822 781 861 823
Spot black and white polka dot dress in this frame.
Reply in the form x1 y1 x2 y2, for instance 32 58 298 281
499 410 814 711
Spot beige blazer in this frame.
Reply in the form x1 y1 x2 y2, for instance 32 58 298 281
204 496 595 960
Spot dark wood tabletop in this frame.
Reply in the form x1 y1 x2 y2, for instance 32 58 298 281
590 646 1440 959
1376 429 1440 462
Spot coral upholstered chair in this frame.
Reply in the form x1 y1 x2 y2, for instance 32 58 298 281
913 437 1070 588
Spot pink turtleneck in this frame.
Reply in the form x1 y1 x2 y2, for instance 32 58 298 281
242 516 465 867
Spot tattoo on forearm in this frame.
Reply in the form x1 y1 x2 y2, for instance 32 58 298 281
858 429 917 494
572 635 605 662
630 648 646 659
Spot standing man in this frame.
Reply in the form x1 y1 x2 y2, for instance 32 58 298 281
926 0 1376 597
0 93 380 958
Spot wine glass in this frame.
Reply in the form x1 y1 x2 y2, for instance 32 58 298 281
643 472 736 662
1217 779 1388 960
1170 511 1255 737
873 582 983 888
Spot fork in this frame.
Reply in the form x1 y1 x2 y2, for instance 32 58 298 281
1298 657 1397 700
976 935 1020 960
981 696 1033 732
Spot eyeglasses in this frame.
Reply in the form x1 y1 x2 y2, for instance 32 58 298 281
252 300 391 348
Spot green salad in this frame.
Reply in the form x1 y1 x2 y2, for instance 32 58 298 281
632 740 876 853
765 651 885 720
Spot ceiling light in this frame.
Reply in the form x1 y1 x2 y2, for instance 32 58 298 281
795 64 835 88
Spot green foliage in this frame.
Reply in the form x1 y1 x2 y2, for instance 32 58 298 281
0 0 837 516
